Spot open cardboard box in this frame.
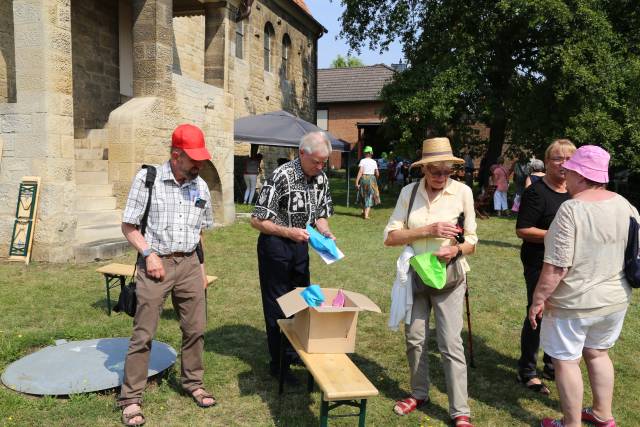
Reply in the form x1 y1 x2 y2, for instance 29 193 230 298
277 287 381 353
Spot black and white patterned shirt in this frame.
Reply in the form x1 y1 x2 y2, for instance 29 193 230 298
252 158 333 228
122 161 213 255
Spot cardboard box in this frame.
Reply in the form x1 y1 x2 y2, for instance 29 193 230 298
277 287 381 353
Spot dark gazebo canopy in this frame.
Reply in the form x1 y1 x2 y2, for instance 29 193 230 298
234 110 350 152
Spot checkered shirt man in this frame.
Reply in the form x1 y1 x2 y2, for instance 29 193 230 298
122 161 213 254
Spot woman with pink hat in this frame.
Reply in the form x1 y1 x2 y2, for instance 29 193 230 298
528 145 639 427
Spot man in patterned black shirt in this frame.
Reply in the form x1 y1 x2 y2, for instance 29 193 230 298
251 131 335 382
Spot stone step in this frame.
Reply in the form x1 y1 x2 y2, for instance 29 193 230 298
75 223 124 244
76 171 109 185
76 159 108 172
76 196 117 211
75 148 107 160
73 238 131 263
77 209 122 226
76 184 114 197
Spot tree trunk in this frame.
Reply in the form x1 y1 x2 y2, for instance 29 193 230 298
478 112 506 190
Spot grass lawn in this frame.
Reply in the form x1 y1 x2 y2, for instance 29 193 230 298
1 179 639 426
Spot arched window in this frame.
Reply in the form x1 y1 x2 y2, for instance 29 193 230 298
263 22 274 72
281 34 291 80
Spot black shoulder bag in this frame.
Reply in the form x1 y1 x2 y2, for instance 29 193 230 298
114 165 157 316
406 183 466 295
624 216 640 289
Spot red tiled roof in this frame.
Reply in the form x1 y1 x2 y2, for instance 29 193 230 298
291 0 310 14
318 64 396 103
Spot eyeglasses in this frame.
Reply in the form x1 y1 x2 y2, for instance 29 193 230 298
549 156 572 164
426 169 452 177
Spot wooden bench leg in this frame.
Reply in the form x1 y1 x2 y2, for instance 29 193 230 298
104 275 112 315
319 396 329 427
358 399 367 427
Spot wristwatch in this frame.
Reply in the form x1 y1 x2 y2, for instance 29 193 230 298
141 248 152 258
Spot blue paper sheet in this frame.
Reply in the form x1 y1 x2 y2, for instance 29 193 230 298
301 284 325 307
306 225 340 259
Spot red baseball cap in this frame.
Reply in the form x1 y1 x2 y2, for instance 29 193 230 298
171 124 211 160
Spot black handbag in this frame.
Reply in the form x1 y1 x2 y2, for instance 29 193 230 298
113 165 156 317
115 281 137 317
404 183 466 295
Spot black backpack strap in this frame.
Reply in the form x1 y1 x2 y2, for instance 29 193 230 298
135 165 156 266
139 165 156 237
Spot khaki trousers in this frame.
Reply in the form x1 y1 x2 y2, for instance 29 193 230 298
405 281 470 418
118 253 205 406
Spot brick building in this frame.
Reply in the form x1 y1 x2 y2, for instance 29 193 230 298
0 0 323 262
316 64 395 168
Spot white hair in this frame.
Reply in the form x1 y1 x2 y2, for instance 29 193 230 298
299 131 332 156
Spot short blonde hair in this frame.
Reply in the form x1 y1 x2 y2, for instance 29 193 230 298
545 139 576 160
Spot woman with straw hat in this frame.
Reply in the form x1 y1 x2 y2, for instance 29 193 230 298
355 146 381 219
383 137 478 426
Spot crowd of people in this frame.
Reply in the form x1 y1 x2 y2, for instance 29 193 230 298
116 125 635 427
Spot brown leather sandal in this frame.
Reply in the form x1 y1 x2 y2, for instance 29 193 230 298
191 388 217 408
121 404 145 427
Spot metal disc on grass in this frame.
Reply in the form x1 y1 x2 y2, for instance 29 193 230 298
1 337 176 395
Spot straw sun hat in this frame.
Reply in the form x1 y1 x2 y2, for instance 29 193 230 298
410 137 464 168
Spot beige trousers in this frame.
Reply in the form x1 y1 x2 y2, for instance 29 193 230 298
405 281 470 418
118 253 206 406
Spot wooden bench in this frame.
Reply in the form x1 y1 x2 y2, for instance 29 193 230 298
277 319 378 427
96 263 217 315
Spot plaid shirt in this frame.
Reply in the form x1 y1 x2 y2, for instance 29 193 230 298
252 158 333 228
122 161 213 255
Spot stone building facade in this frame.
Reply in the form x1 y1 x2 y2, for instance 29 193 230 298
0 0 323 262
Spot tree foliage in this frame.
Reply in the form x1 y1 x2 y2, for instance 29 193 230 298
340 0 640 170
330 54 365 68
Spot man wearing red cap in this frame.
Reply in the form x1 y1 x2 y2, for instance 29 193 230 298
117 124 215 426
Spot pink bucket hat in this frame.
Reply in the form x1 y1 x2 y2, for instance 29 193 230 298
563 145 609 183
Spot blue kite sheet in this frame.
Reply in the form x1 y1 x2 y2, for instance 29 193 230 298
306 225 345 264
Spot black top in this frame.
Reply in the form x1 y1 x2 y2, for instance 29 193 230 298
252 158 333 229
516 179 571 268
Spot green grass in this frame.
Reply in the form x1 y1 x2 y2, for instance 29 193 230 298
1 181 639 426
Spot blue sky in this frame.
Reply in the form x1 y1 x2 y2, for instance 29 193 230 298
304 0 404 69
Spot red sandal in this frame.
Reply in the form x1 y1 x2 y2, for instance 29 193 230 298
393 396 427 416
453 415 474 427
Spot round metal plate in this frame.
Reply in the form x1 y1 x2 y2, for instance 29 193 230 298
1 338 176 395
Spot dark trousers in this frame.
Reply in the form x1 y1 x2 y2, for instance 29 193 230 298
518 264 554 378
257 233 310 372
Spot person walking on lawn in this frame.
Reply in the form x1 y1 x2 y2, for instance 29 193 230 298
251 132 335 384
515 139 576 396
118 124 215 426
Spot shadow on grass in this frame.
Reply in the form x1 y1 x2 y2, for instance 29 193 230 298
416 331 554 425
204 324 316 426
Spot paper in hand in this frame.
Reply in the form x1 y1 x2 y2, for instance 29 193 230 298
306 225 345 264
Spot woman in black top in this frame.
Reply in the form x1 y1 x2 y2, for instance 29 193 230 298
515 139 575 394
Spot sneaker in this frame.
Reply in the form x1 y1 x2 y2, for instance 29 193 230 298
540 418 564 427
582 407 616 427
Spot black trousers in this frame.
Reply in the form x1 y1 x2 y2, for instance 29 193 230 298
257 233 310 371
518 264 554 378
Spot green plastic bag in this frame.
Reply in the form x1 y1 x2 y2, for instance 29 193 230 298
409 252 447 289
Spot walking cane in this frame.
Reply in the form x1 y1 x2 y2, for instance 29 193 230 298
465 282 475 368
